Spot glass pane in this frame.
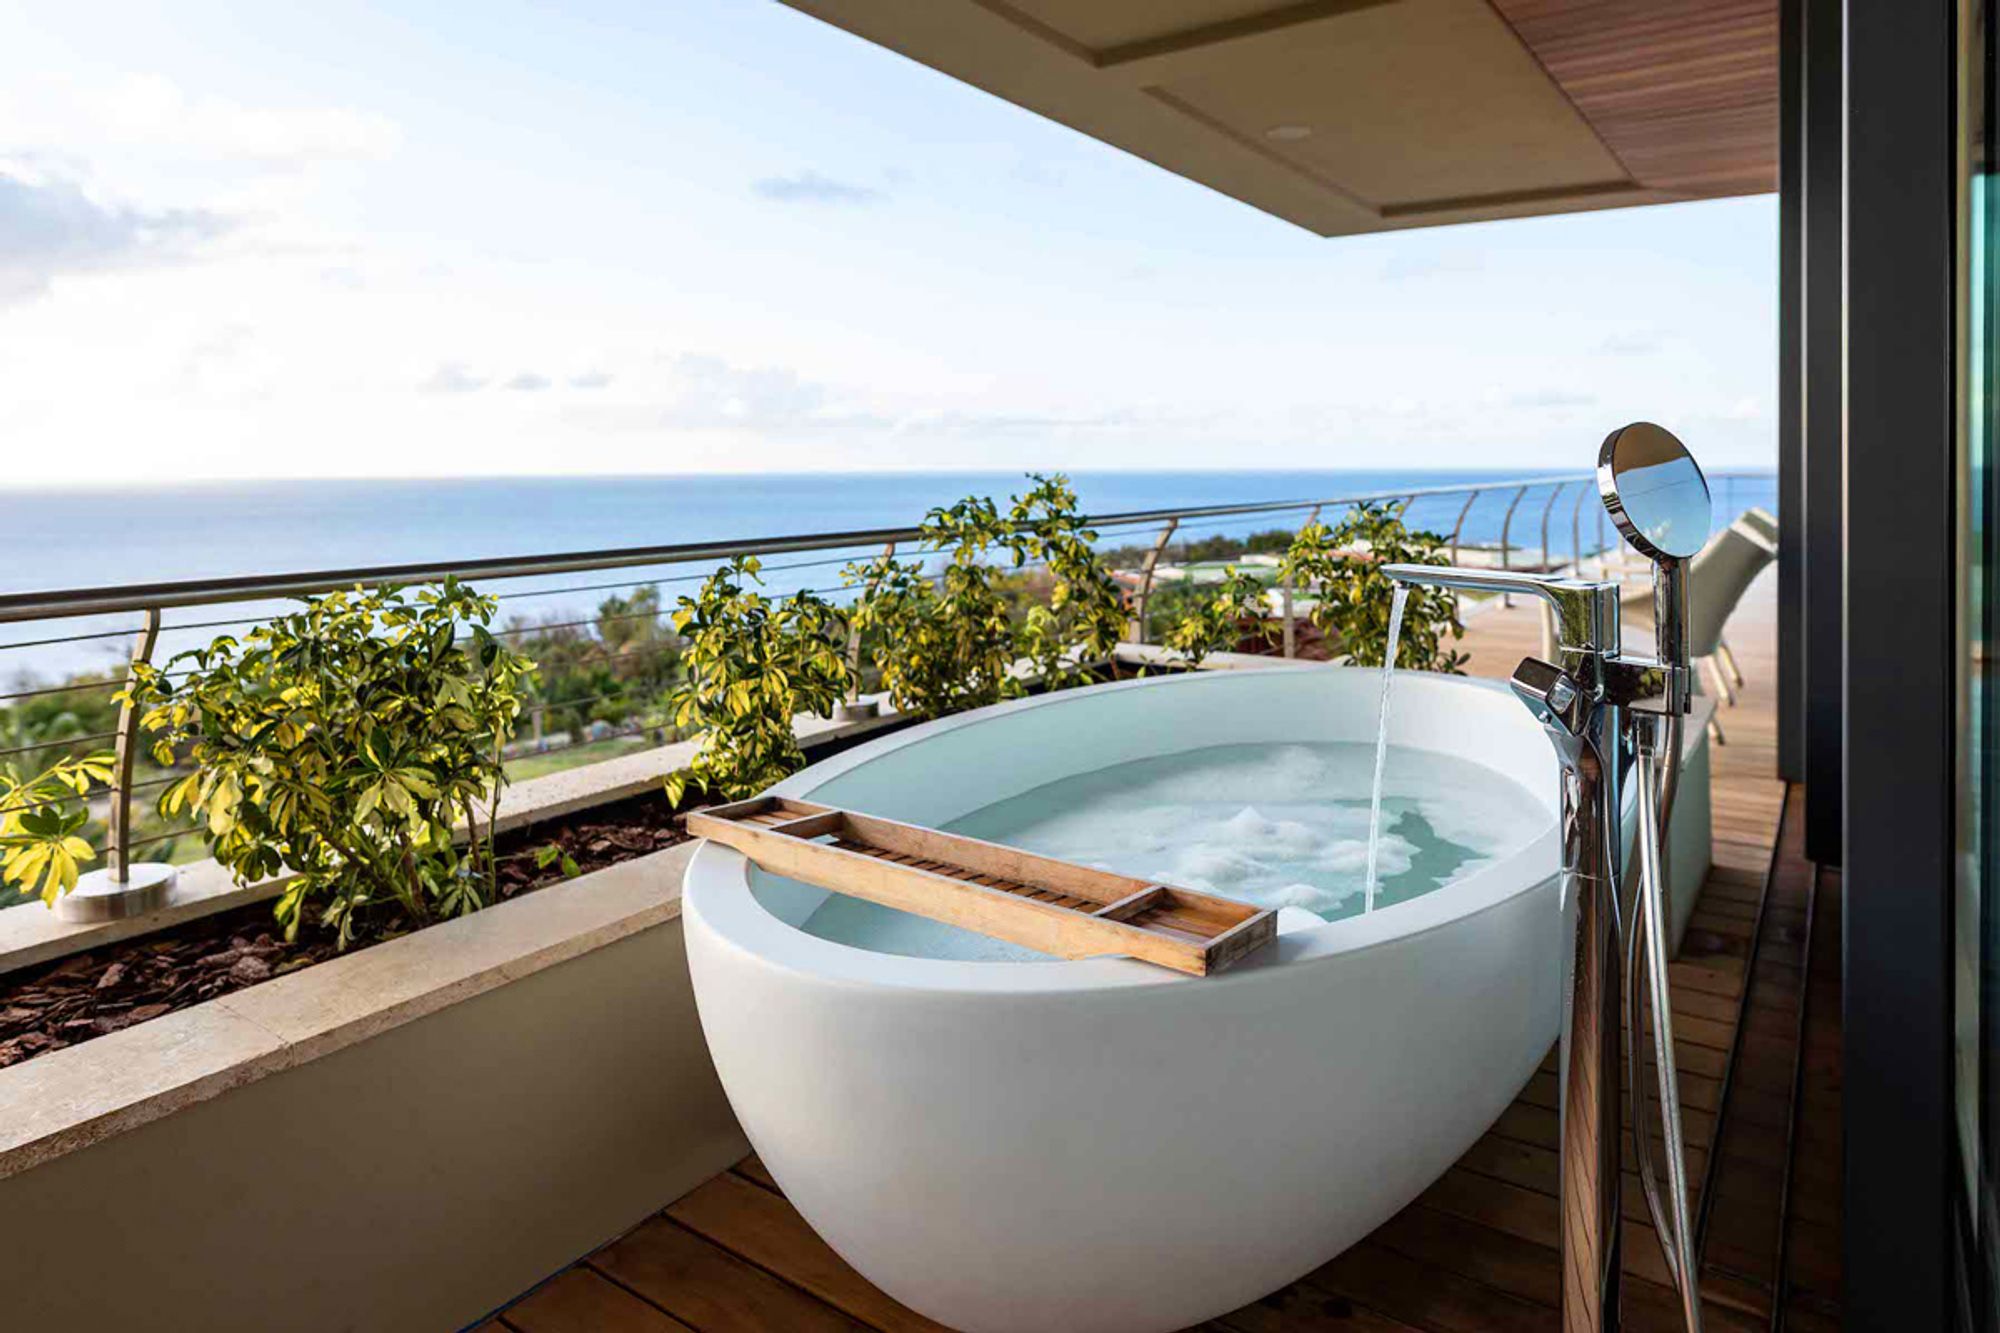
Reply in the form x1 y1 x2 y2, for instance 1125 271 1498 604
1968 0 2000 1307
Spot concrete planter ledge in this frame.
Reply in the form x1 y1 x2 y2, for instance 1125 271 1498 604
0 842 693 1183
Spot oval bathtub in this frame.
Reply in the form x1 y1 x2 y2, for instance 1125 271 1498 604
683 666 1563 1333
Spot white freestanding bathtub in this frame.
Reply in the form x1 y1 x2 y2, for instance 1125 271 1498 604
683 667 1566 1333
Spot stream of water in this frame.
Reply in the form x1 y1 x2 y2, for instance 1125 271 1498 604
1362 583 1411 912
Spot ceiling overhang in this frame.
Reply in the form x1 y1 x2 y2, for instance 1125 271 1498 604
780 0 1777 236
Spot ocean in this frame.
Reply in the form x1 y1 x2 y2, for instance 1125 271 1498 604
0 469 1775 682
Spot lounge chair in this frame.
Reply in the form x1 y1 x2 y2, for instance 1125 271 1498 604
1709 507 1778 687
1620 512 1777 741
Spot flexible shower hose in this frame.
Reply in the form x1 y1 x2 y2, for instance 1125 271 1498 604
1625 710 1704 1332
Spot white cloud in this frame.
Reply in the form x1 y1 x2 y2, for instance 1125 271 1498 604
1 73 401 167
750 171 884 205
0 170 227 304
418 362 487 394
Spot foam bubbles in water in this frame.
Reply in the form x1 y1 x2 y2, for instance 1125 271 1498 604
795 741 1545 961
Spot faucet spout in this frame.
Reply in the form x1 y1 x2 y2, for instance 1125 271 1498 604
1380 562 1584 605
1380 562 1622 673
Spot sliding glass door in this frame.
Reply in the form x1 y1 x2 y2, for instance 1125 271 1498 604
1963 0 2000 1320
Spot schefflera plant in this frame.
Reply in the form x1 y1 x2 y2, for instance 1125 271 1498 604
845 472 1124 718
844 494 1022 720
663 556 851 806
1007 473 1128 693
1278 500 1468 672
126 579 536 947
1 751 115 904
1162 566 1274 669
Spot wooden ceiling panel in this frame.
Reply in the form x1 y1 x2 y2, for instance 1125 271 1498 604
1488 0 1779 195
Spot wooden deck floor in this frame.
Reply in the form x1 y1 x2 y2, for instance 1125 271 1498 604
483 569 1841 1332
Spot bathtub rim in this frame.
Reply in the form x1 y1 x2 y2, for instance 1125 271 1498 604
684 665 1564 996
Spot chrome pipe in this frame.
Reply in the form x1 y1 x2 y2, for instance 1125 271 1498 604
1636 715 1702 1332
1624 721 1681 1290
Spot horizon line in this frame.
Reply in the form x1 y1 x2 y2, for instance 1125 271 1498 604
2 463 1775 491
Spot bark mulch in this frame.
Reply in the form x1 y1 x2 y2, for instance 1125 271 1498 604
0 789 688 1071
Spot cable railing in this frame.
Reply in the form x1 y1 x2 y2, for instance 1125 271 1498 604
0 469 1774 889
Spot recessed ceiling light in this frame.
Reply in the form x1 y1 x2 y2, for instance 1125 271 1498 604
1264 124 1313 142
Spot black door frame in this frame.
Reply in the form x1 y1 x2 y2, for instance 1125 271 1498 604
1838 0 1959 1327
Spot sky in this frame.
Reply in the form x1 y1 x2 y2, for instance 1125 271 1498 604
0 1 1778 482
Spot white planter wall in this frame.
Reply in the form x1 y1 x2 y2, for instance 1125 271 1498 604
0 867 743 1333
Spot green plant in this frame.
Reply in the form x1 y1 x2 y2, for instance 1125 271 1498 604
1277 501 1467 672
534 842 581 879
0 751 114 904
663 557 851 806
1162 567 1275 668
125 579 536 947
1008 474 1128 693
847 474 1125 717
844 495 1023 719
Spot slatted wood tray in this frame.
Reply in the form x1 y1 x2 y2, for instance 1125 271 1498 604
684 796 1276 976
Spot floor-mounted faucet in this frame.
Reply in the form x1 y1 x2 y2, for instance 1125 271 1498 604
1385 422 1710 1333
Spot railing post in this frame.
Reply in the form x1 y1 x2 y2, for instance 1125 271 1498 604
1498 485 1529 606
1447 491 1478 568
1281 505 1320 658
1570 484 1589 573
1538 482 1562 573
1446 491 1479 619
61 606 178 922
838 542 894 719
1129 520 1178 644
107 607 161 883
1536 484 1564 660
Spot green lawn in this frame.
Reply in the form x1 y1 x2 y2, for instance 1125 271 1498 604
504 735 656 782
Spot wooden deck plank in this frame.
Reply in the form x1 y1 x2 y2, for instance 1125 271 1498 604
668 1171 954 1333
1304 1239 1555 1333
500 1269 693 1333
589 1217 871 1333
1213 1288 1432 1332
734 1153 780 1192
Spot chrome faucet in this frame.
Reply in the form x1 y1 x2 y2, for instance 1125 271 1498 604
1384 422 1709 1333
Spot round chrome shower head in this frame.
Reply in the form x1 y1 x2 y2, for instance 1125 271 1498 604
1597 422 1711 561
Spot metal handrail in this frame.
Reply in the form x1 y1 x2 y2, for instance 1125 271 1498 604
0 473 1597 624
0 468 1772 888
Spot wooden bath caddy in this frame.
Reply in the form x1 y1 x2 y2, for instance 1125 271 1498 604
684 796 1277 976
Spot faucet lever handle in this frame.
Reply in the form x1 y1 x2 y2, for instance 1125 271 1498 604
1509 656 1588 736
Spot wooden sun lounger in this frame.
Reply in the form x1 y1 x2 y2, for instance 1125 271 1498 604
684 796 1277 976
